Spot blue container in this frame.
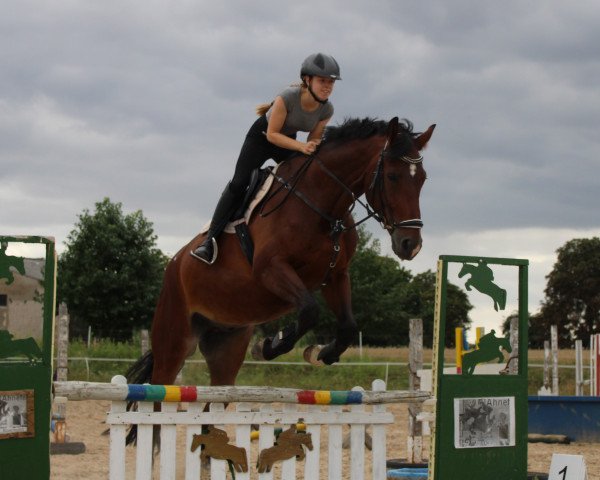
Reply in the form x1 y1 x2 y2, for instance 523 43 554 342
387 468 428 478
528 395 600 442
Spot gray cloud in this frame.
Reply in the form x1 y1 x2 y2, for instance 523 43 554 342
2 0 599 327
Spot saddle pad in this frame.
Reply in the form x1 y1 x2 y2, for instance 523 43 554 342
200 163 280 234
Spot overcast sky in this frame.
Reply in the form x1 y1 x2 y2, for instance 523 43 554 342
2 1 599 338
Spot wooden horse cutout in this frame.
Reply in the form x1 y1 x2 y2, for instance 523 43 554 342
257 425 313 473
190 426 248 473
126 116 435 390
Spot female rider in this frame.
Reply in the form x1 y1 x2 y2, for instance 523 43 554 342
191 53 341 264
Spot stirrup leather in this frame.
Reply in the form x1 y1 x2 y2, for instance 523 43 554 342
190 237 218 265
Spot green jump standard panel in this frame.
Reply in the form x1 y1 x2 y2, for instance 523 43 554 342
0 236 56 480
429 255 529 480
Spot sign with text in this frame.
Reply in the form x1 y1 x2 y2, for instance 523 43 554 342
548 454 587 480
454 396 515 448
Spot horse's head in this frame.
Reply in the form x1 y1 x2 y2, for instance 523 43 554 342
302 433 314 451
366 117 435 260
458 263 470 278
500 337 513 353
190 433 203 452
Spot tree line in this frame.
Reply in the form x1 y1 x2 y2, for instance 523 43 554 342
58 198 600 348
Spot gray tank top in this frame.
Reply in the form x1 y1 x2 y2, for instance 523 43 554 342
266 86 334 136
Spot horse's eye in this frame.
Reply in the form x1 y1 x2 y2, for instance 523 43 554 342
387 173 399 182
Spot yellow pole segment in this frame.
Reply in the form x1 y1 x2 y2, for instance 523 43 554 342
455 327 463 374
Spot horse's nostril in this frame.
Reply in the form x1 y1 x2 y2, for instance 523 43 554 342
401 238 412 252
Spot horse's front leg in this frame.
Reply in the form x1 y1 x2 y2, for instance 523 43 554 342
305 269 357 366
252 259 319 361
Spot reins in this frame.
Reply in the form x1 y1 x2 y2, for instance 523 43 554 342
258 136 424 280
258 155 314 217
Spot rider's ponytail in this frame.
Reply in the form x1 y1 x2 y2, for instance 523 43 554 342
255 102 272 116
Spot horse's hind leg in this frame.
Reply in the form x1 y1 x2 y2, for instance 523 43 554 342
195 315 254 385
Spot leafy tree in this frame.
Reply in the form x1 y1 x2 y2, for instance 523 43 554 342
58 198 169 340
538 237 600 347
403 270 473 348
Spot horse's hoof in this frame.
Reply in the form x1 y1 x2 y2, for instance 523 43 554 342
318 350 340 365
303 345 325 366
251 340 265 361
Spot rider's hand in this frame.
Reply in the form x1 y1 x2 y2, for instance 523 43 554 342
299 140 320 156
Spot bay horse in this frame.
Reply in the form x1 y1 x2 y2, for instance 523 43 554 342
127 116 435 389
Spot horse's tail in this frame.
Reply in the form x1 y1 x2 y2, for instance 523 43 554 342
124 350 154 445
126 349 154 385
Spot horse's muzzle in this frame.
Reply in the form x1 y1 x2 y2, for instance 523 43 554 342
391 231 422 260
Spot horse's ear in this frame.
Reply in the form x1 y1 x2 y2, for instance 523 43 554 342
386 116 399 142
414 124 436 151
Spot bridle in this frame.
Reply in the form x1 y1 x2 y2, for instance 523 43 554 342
368 139 424 231
260 135 424 271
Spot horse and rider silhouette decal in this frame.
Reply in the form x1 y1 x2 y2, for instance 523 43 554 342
0 242 43 362
461 330 512 376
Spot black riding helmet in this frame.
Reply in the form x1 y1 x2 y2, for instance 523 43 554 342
300 53 342 80
300 53 341 104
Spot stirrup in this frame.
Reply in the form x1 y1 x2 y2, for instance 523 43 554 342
190 237 218 265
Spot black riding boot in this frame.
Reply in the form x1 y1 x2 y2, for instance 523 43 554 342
190 183 240 264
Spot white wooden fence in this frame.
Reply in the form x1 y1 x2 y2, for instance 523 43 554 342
54 377 431 480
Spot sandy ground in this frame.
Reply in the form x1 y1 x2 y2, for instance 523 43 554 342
50 400 599 480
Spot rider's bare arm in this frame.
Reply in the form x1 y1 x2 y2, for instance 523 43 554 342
266 97 318 156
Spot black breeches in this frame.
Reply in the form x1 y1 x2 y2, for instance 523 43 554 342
229 116 296 196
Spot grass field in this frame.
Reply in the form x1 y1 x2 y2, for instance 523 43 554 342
65 339 589 395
